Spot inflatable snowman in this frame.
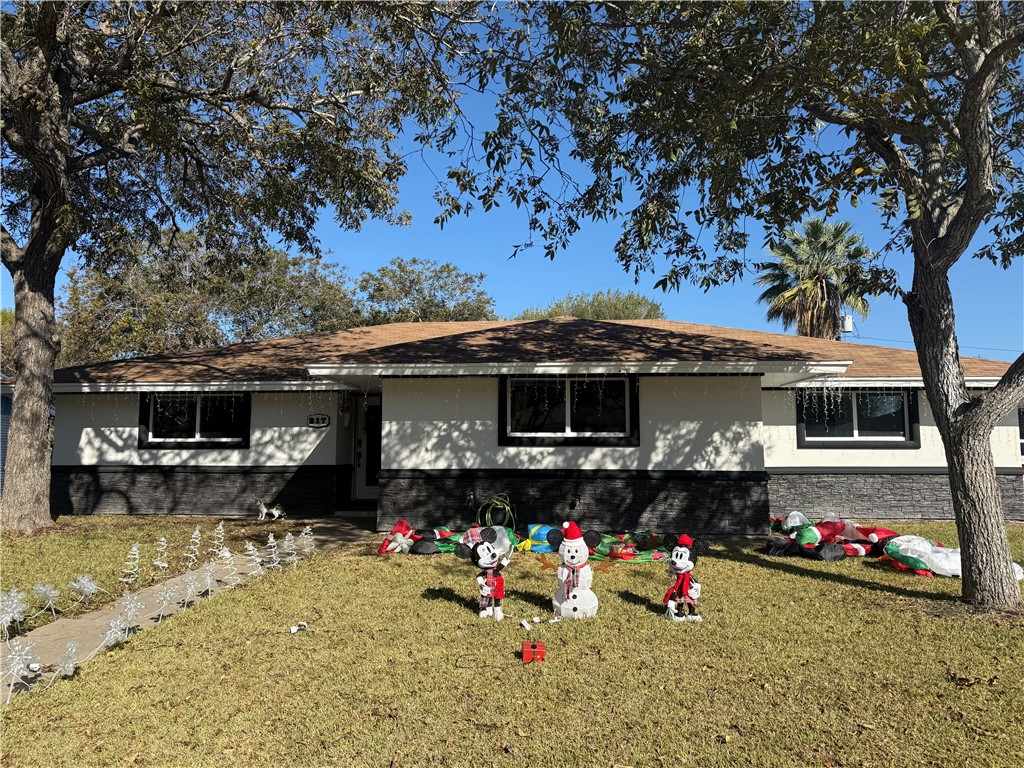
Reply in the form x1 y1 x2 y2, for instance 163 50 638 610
547 521 603 618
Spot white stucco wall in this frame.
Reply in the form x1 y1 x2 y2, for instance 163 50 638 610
381 376 765 472
53 391 342 467
761 389 1021 469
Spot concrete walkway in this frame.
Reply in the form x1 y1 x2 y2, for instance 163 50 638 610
2 518 375 702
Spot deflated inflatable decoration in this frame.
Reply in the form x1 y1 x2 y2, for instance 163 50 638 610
884 535 1024 580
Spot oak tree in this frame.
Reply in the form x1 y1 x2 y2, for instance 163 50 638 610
447 1 1024 607
57 234 359 366
0 1 478 532
516 289 665 321
356 256 496 325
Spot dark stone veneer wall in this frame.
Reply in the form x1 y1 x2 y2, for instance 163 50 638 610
379 468 1024 532
768 471 1024 522
52 465 1024 529
50 465 352 518
377 469 770 535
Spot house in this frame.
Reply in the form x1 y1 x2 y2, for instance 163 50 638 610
49 317 1023 534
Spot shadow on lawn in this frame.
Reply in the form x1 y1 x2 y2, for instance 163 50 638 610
615 589 664 615
511 589 552 612
422 586 478 613
713 543 958 602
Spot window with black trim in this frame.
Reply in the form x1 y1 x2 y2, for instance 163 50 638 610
499 375 639 447
796 389 920 449
1018 407 1023 459
139 392 251 449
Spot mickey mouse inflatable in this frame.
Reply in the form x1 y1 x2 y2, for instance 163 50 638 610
664 533 702 623
454 526 510 621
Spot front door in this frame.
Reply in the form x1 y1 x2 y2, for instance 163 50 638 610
354 396 382 500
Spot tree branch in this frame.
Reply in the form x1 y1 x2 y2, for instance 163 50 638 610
70 123 145 172
975 352 1024 431
1 39 21 96
934 11 1023 270
0 222 25 269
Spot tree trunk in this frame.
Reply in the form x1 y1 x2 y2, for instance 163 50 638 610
0 259 61 535
905 263 1021 608
944 424 1020 606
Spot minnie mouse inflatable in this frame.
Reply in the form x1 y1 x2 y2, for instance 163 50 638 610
664 534 702 622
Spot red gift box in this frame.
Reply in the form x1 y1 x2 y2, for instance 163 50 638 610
522 641 546 663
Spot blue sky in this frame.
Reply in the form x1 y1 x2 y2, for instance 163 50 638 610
304 149 1023 363
2 141 1021 364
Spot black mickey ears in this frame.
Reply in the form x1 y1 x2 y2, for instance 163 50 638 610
546 529 564 549
454 543 473 560
480 526 498 544
546 527 602 550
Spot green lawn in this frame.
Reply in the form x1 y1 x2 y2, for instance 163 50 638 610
1 521 1022 767
0 516 296 633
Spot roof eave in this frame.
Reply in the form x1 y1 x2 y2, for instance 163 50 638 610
306 359 854 387
50 380 356 394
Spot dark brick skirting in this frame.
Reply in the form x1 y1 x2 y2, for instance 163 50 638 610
768 470 1024 522
51 465 352 518
377 468 770 536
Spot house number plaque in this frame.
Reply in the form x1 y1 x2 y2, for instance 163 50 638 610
307 413 330 428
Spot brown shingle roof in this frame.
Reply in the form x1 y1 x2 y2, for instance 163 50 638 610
53 317 1010 385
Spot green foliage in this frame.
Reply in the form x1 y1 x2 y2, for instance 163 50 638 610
515 289 665 321
56 233 358 366
445 3 1024 285
0 308 13 376
356 256 496 325
57 243 498 366
754 219 877 340
2 2 482 261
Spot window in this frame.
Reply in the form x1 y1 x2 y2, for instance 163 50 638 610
139 392 250 449
1018 407 1023 458
797 389 920 449
499 375 639 446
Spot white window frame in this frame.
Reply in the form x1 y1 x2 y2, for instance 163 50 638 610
802 390 910 442
506 376 631 438
147 393 246 444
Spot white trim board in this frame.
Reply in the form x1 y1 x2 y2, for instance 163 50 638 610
307 360 854 388
51 380 358 394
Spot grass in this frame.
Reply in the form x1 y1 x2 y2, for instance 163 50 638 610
0 515 297 633
1 520 1023 767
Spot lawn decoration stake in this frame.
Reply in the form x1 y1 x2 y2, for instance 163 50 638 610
153 537 169 575
120 543 141 585
243 542 264 576
282 533 299 566
547 522 602 619
298 526 315 556
31 584 60 620
0 589 29 640
664 534 702 623
209 521 226 557
265 534 282 569
185 527 202 569
454 526 510 620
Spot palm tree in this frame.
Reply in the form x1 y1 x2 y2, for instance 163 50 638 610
754 219 874 340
